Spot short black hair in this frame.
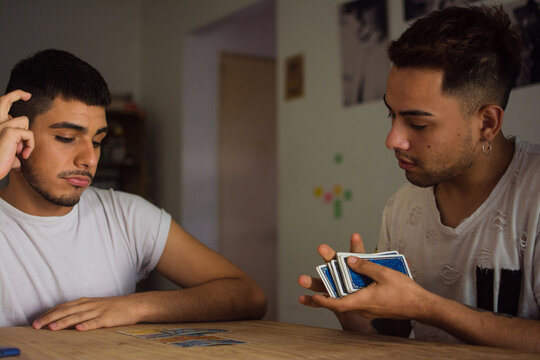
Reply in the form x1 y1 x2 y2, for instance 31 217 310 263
388 5 522 114
5 49 111 121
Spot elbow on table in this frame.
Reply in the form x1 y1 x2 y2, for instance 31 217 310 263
240 278 267 320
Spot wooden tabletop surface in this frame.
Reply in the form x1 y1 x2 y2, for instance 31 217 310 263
0 320 538 359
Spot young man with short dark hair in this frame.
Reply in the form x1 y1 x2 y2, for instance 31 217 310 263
0 49 266 330
299 5 540 352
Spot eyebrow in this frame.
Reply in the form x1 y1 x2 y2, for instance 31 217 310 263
49 122 108 135
383 94 434 117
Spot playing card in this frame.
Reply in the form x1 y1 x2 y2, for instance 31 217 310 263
337 252 413 293
328 259 348 297
316 264 339 298
117 329 173 339
161 328 229 336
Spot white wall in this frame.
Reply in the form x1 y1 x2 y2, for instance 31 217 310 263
277 0 540 329
0 1 143 101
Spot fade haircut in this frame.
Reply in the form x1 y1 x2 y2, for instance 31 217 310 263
388 5 522 115
5 49 111 121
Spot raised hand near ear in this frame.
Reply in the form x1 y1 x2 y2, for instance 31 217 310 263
0 90 33 180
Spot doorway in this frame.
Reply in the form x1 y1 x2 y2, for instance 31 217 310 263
181 0 277 319
219 52 276 320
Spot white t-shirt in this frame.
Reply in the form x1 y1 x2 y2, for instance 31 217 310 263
379 138 540 343
0 187 171 326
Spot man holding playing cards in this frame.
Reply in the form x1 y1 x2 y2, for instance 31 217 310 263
299 5 540 352
0 49 266 330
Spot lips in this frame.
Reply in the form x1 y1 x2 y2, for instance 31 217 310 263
64 176 91 188
395 154 416 171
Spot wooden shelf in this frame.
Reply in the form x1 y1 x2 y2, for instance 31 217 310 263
93 108 149 199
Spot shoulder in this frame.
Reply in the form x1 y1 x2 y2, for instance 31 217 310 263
385 183 431 208
81 187 165 218
510 138 540 188
83 187 153 207
514 138 540 169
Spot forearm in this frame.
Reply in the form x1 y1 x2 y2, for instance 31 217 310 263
418 293 540 352
134 277 267 324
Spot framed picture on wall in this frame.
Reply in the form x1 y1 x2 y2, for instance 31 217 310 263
506 0 540 87
403 0 476 22
285 54 304 101
339 0 389 106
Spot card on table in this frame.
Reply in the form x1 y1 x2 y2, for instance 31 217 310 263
117 328 245 348
161 328 230 336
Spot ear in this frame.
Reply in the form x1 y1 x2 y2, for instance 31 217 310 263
478 104 504 142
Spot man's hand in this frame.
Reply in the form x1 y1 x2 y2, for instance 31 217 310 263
310 256 432 320
298 233 376 333
298 233 365 306
0 90 33 180
32 294 147 331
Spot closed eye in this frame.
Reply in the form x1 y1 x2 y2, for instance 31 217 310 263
410 124 427 130
55 135 74 143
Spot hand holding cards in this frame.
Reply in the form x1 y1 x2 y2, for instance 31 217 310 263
316 251 413 298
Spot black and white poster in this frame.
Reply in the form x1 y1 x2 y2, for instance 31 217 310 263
339 0 389 106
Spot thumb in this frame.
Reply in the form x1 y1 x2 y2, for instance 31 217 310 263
347 257 388 283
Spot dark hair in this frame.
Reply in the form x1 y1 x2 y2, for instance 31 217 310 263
388 5 522 114
5 49 111 121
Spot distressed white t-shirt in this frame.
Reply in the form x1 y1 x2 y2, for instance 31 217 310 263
0 187 171 326
379 138 540 343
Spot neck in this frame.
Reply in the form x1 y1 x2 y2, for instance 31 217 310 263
0 172 74 217
434 135 515 227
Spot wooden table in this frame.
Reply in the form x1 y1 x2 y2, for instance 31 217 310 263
0 320 538 359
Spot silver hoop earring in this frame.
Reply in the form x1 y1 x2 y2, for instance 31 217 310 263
482 140 492 156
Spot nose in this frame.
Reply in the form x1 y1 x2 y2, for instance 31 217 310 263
385 119 410 151
74 140 99 169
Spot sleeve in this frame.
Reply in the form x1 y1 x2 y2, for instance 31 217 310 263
108 190 172 282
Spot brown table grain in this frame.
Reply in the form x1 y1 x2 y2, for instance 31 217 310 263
0 320 538 359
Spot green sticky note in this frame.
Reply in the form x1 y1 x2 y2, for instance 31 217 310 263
344 189 352 200
334 199 342 219
334 153 343 164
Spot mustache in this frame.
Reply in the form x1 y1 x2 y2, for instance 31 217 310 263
395 150 412 161
58 170 94 181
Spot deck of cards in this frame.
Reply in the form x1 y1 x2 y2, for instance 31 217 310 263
316 251 413 298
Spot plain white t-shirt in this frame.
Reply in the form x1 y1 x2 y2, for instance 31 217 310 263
0 187 171 326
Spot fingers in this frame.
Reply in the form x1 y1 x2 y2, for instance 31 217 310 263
0 90 31 123
317 244 336 262
33 299 96 330
350 233 366 253
298 295 324 308
0 127 35 179
298 274 326 293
